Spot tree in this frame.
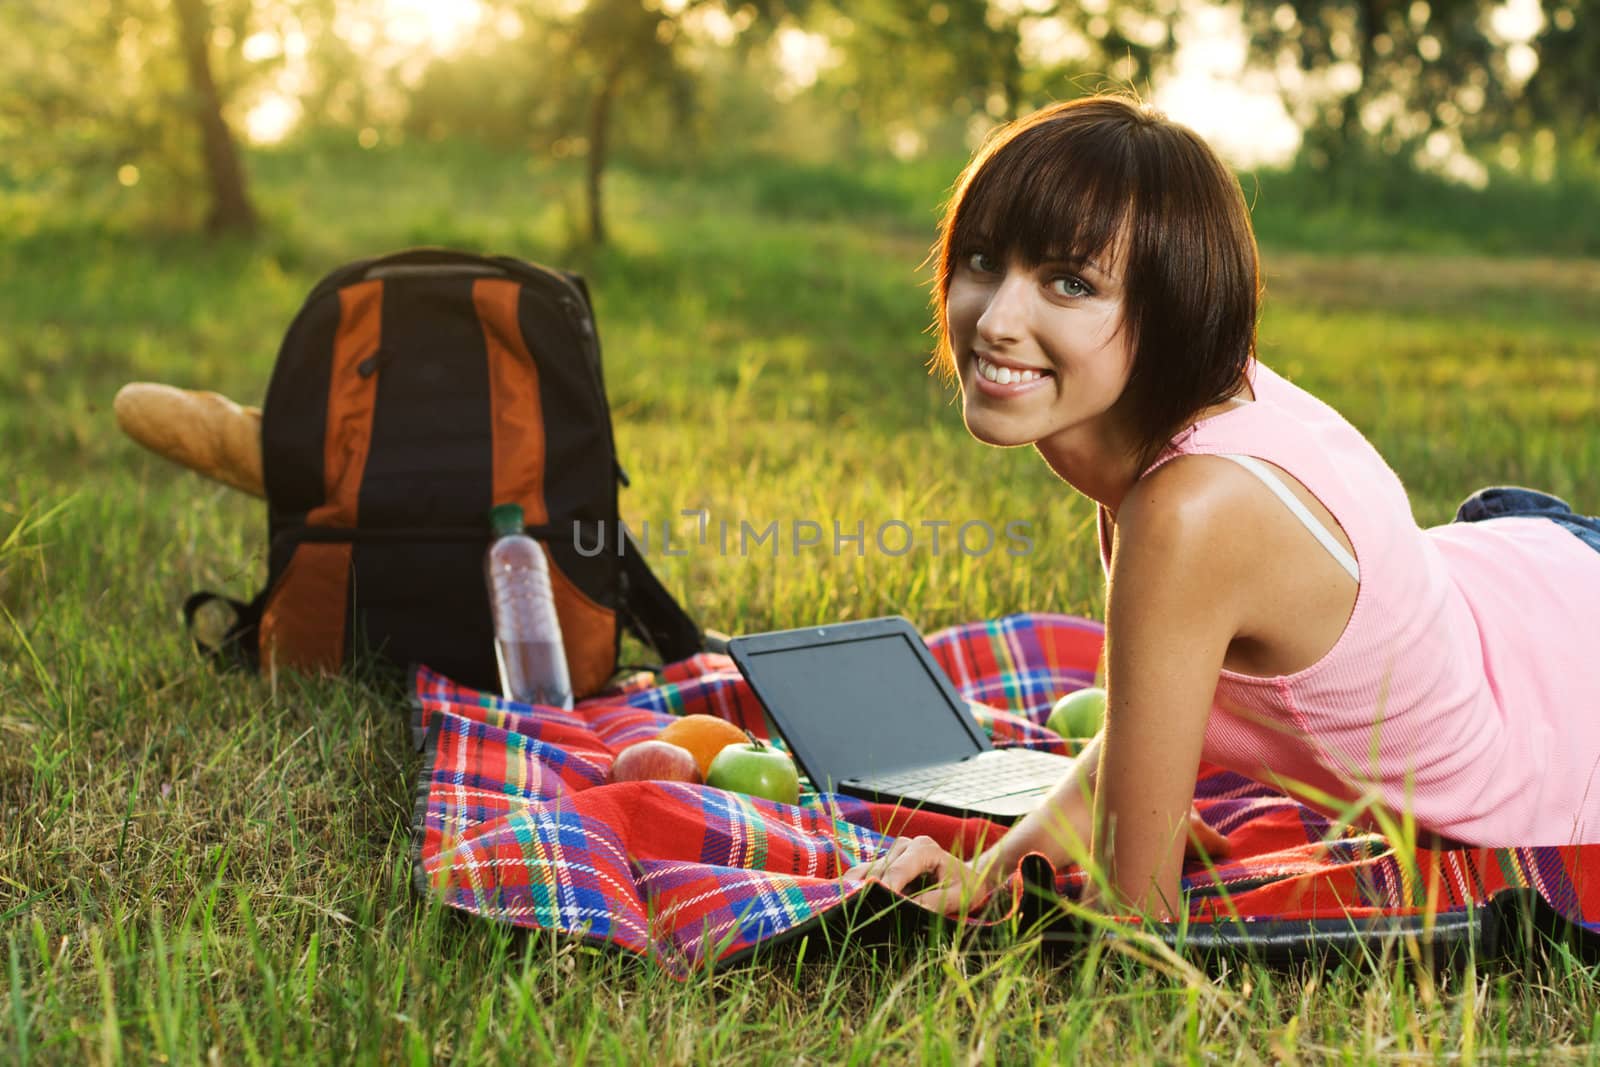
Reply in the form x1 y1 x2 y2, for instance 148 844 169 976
1 0 279 233
535 0 802 245
1239 0 1525 166
174 0 258 235
570 0 683 245
827 0 1026 135
1509 1 1600 161
1007 0 1182 105
813 0 1182 160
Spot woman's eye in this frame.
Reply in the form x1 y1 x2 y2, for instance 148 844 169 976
1050 276 1091 298
966 252 999 274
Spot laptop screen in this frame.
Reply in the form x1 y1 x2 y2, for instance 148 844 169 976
741 631 987 787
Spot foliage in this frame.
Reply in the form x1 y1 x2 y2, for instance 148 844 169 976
1 0 198 219
1505 1 1600 159
0 0 300 230
1240 0 1494 161
401 29 554 145
1239 0 1600 170
818 0 1025 151
3 0 1598 242
801 0 1192 161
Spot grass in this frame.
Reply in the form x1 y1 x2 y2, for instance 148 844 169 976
4 138 1600 1062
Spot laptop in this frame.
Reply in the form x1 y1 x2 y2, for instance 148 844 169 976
728 616 1078 822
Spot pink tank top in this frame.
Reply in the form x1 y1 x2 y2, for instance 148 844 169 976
1096 360 1600 845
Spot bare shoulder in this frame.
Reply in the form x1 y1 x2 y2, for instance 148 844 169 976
1110 455 1274 622
1114 453 1360 677
1115 454 1271 559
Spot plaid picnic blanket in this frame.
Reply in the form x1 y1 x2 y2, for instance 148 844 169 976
409 612 1600 974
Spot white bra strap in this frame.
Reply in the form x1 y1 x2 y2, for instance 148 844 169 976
1218 453 1360 582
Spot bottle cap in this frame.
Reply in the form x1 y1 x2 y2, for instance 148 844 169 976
489 503 525 537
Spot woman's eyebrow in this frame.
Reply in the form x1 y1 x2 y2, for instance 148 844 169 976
1043 253 1116 279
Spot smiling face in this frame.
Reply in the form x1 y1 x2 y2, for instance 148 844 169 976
946 246 1137 456
930 97 1261 477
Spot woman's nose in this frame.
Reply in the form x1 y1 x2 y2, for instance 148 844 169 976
975 271 1028 345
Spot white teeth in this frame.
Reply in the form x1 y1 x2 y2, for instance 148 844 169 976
977 356 1044 385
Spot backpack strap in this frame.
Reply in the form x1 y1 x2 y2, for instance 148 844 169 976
616 527 705 663
182 590 264 671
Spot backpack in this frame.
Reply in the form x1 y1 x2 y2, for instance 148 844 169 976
185 247 705 697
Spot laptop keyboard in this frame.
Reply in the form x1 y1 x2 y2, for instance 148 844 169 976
857 748 1071 803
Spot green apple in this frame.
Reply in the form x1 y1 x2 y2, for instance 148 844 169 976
706 737 800 805
1047 686 1107 739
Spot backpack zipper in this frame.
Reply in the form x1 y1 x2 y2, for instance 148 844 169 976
556 289 631 488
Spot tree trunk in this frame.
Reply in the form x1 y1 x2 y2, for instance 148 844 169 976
585 53 628 246
1339 0 1383 148
173 0 257 236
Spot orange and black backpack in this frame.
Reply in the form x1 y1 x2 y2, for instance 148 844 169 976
185 248 704 697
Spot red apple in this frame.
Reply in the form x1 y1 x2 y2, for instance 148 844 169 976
706 737 800 805
608 740 703 785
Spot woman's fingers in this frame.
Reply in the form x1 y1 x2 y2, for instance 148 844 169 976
839 836 914 883
908 883 970 916
910 848 996 915
847 812 1225 917
841 835 945 894
841 836 994 914
1185 805 1232 858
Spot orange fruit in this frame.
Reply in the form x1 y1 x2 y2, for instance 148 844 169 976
656 714 749 777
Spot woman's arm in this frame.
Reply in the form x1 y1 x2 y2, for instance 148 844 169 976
1085 458 1253 916
843 458 1251 916
837 735 1099 914
972 731 1101 881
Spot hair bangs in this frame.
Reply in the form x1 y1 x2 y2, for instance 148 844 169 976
947 123 1134 274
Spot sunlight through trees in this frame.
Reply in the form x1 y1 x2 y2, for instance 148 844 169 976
1 0 1592 237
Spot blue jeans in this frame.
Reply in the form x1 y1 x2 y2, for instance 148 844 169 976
1453 486 1600 556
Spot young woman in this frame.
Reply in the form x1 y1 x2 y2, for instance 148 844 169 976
844 95 1600 919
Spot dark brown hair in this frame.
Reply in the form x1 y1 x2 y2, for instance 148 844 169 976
932 95 1260 475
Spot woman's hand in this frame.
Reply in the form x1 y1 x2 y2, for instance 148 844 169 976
840 836 1000 916
840 805 1225 919
1186 805 1231 859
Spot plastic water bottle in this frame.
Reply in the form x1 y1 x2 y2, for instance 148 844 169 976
485 503 573 709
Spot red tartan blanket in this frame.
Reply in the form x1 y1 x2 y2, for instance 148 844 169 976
409 613 1600 975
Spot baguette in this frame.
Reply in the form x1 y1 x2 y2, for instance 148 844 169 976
114 382 265 498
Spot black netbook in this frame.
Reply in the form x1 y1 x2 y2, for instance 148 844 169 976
728 616 1076 822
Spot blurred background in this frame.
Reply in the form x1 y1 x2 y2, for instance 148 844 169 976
2 0 1596 251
